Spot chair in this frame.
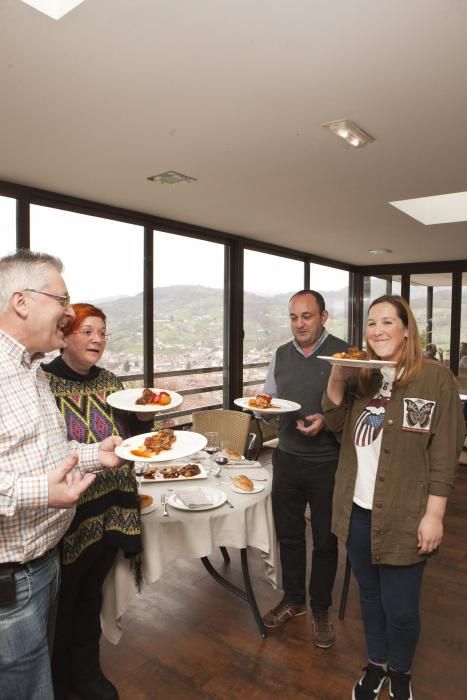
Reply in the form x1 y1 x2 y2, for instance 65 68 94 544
192 409 256 457
245 411 279 460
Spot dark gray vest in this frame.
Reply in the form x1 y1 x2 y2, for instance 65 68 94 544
275 334 348 460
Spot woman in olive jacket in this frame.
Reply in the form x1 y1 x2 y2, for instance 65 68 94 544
322 295 464 700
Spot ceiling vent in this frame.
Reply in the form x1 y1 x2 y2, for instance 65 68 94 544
147 171 198 185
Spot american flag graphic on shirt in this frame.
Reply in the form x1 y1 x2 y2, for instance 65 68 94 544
354 396 390 447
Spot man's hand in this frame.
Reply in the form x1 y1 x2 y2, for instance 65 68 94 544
98 435 125 469
48 453 96 508
296 413 326 436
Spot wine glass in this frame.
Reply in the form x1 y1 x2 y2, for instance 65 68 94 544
213 440 229 477
134 462 147 490
204 431 219 457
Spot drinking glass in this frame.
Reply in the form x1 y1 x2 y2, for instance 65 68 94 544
213 440 229 476
204 431 219 457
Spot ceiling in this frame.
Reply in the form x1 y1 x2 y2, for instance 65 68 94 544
1 0 467 267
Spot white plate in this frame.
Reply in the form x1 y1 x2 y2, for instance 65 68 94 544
234 397 301 414
116 431 207 462
231 481 265 494
167 487 227 511
106 387 183 413
139 494 157 515
138 463 208 483
317 355 397 369
141 501 157 515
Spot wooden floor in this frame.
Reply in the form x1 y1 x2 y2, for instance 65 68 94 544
101 455 467 700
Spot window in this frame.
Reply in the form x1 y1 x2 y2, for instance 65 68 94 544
243 250 304 394
0 196 16 255
460 273 467 376
30 205 144 372
363 276 390 342
153 231 225 419
410 273 452 365
309 263 349 341
391 275 402 296
409 279 428 346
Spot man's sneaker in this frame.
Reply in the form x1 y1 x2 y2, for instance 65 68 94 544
262 597 306 628
311 609 335 648
389 669 413 700
352 663 388 700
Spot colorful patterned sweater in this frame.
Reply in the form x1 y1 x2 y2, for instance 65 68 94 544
42 356 143 566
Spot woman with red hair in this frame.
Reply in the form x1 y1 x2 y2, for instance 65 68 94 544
42 303 153 700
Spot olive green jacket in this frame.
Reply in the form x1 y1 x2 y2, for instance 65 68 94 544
322 361 464 565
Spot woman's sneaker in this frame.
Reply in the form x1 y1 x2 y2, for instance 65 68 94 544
389 669 413 700
352 662 388 700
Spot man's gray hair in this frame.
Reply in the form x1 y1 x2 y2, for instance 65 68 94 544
0 249 64 313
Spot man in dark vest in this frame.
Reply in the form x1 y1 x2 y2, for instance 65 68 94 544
262 289 348 648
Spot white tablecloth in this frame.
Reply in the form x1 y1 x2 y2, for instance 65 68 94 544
101 463 277 643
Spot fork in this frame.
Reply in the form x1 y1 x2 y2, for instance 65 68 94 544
161 493 169 517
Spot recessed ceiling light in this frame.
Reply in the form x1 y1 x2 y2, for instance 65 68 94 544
147 171 197 185
20 0 86 19
322 119 375 148
389 191 467 225
369 249 392 255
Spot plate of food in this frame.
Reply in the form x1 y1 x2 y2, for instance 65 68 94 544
116 429 207 462
230 474 265 494
106 387 183 413
167 487 227 511
138 493 156 515
318 349 397 368
139 462 208 482
234 394 301 414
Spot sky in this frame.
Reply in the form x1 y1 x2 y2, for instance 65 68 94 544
1 195 349 301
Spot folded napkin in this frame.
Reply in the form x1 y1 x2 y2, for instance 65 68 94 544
224 459 262 468
175 488 212 508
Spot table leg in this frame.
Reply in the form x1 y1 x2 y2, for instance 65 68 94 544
200 548 267 638
219 546 230 563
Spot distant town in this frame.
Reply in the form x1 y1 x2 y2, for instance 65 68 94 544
53 283 456 421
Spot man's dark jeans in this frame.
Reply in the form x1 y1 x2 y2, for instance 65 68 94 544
272 448 338 611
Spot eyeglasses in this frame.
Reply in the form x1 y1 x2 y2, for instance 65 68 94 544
73 329 111 341
23 288 71 307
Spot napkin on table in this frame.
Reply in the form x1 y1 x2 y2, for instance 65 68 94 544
175 488 212 507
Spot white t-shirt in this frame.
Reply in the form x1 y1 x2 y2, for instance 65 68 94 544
353 366 396 509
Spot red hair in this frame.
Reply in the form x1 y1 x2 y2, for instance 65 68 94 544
64 303 107 336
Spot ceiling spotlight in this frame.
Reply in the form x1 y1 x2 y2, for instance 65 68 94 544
322 119 375 148
147 171 197 185
369 249 392 255
20 0 86 20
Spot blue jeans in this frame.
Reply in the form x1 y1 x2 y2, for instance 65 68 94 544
0 549 60 700
347 504 425 672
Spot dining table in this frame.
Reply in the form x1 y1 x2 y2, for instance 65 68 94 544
100 453 278 644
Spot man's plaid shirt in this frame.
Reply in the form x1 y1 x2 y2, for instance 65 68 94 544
0 331 100 563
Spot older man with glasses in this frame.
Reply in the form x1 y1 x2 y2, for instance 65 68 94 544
0 250 124 700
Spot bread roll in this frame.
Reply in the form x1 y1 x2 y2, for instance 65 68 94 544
232 474 254 492
224 448 242 460
139 494 153 510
